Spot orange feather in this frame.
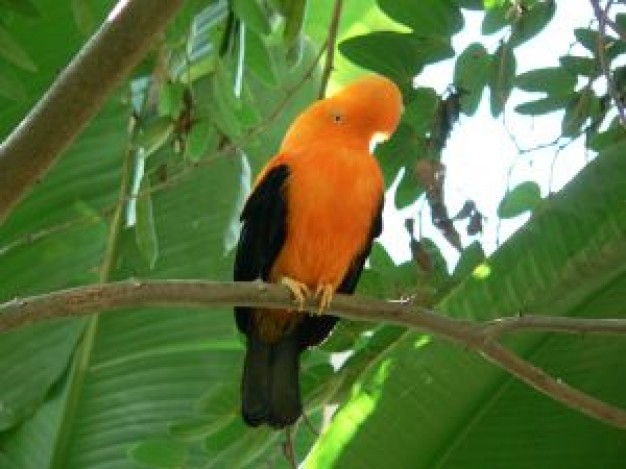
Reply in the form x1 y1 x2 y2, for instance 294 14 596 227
234 75 402 427
253 75 402 340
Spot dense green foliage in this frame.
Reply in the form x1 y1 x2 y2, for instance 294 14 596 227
1 0 626 468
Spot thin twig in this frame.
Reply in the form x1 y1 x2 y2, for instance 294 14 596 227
0 44 327 260
318 0 344 99
3 279 626 430
590 0 626 125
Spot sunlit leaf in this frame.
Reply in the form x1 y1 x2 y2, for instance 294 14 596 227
340 32 454 86
231 0 271 35
377 0 463 36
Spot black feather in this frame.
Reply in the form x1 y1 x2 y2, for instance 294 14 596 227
234 165 383 428
234 165 289 334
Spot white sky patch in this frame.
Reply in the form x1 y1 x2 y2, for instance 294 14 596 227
381 5 598 268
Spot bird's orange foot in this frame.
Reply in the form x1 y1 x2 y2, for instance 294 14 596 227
314 284 334 315
280 277 310 311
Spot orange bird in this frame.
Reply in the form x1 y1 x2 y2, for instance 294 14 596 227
234 75 402 428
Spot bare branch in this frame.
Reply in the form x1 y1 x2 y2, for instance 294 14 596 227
3 279 626 430
318 0 344 99
590 0 626 125
0 0 185 223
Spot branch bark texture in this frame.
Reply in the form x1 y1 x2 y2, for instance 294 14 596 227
2 279 626 431
0 0 185 222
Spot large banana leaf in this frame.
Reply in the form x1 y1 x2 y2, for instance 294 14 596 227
305 141 626 468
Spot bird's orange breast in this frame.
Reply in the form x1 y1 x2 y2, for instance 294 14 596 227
269 142 384 289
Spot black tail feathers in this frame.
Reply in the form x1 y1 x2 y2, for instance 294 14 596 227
241 332 302 428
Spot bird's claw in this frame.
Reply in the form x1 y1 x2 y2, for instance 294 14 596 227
314 284 334 315
280 277 310 311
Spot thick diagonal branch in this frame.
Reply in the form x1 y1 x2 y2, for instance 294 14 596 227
2 279 626 430
0 0 185 222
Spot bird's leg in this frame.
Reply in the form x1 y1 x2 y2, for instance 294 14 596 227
314 284 334 315
280 277 310 311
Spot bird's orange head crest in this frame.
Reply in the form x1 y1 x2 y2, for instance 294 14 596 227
281 75 403 152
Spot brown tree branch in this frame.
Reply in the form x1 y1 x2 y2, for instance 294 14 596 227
318 0 344 99
0 0 186 223
2 279 626 430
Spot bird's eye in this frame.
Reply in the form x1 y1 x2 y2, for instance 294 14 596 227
331 111 344 124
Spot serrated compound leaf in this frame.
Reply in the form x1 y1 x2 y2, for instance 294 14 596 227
454 42 490 115
129 438 187 469
509 0 555 47
377 0 463 36
231 0 271 35
489 42 516 117
339 32 454 86
497 181 542 218
515 67 576 95
0 26 36 71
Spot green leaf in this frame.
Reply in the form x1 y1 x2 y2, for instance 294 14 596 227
377 0 463 36
129 438 187 469
0 0 39 17
561 88 593 137
497 181 542 218
135 177 159 269
515 94 572 115
71 0 96 35
574 27 599 53
282 0 306 46
0 25 36 71
481 4 508 34
515 67 576 95
452 241 486 280
231 0 271 35
158 82 186 118
559 55 599 78
339 32 454 86
509 0 555 47
488 41 516 117
587 120 626 152
184 120 218 162
244 29 278 86
0 68 27 102
454 42 490 115
305 137 626 469
135 117 174 158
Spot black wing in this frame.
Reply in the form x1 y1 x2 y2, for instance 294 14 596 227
234 165 290 334
296 197 384 348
